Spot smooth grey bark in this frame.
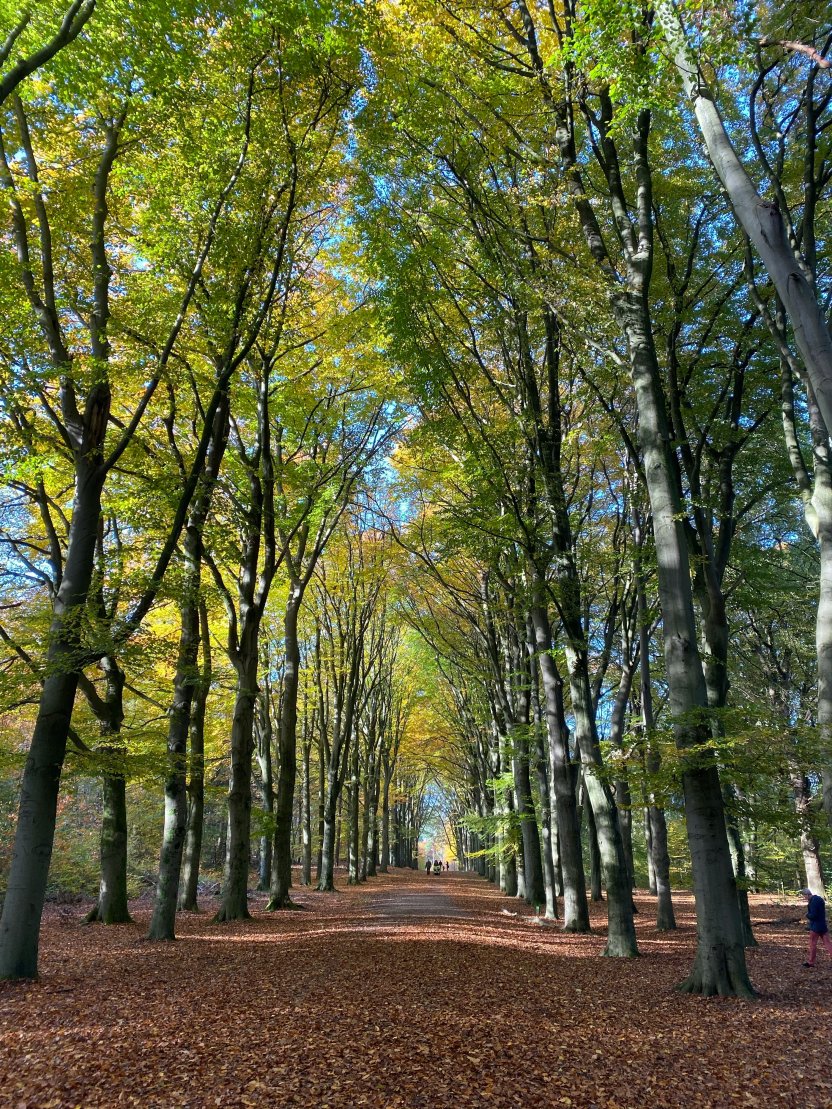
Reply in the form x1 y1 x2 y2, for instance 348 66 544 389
518 304 635 954
533 714 558 918
777 356 832 829
268 586 303 907
300 731 312 886
513 1 744 982
627 297 747 990
513 729 545 907
81 657 131 925
635 528 676 930
315 737 325 881
179 601 211 912
150 398 229 940
793 772 825 893
379 755 393 873
644 808 656 895
256 684 274 892
528 628 558 915
529 597 589 932
655 0 832 441
347 726 361 885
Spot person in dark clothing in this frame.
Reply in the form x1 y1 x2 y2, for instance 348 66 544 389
801 888 832 966
425 858 432 876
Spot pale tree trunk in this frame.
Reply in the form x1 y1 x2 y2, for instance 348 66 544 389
636 535 675 929
655 0 832 440
348 730 361 885
513 728 545 907
528 634 558 917
84 657 131 925
256 688 273 892
793 772 825 893
151 400 228 938
379 761 393 873
301 734 312 886
529 598 589 931
644 808 656 895
315 739 325 881
563 635 637 953
626 299 747 992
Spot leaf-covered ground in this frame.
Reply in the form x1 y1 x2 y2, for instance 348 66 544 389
1 871 829 1108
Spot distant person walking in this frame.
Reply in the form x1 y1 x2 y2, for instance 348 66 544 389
802 889 832 966
425 858 432 876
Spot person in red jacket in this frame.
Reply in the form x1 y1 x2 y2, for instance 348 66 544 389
801 889 832 966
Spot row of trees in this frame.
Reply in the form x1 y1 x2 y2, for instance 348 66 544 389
1 0 831 1001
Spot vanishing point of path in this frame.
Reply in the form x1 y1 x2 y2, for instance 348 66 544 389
1 870 831 1108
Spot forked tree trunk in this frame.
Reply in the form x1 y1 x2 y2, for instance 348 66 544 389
625 297 749 993
151 405 227 938
529 599 589 932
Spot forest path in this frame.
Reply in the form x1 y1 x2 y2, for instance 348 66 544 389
357 870 468 921
1 872 829 1109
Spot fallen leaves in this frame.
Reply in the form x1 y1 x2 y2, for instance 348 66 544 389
0 873 829 1107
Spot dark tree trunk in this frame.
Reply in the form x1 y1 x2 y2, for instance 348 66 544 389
268 587 303 909
178 605 210 911
214 646 258 922
0 464 106 979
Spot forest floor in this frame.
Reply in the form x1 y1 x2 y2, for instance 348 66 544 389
0 871 828 1109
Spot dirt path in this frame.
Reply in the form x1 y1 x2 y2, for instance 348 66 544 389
1 870 830 1108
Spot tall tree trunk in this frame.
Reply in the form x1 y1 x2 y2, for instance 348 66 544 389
85 657 131 925
315 738 325 882
625 296 748 993
529 598 589 932
513 728 545 907
585 791 603 903
793 772 825 893
151 402 227 938
179 602 211 912
0 465 105 978
256 687 274 893
348 731 361 885
214 643 258 922
301 735 312 886
636 537 675 929
379 764 393 874
268 587 303 909
655 0 832 440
